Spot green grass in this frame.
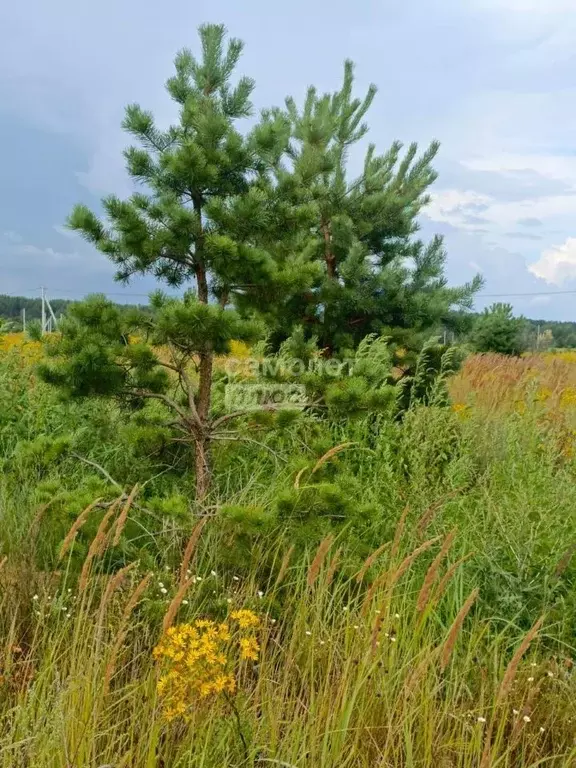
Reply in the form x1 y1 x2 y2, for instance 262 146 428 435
2 349 576 765
1 529 575 767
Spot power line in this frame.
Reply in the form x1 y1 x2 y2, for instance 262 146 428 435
4 286 576 301
0 287 177 299
45 289 157 298
478 290 576 298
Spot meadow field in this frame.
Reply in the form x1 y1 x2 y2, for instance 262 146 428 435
2 335 576 766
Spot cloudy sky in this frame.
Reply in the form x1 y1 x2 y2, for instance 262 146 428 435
1 0 576 319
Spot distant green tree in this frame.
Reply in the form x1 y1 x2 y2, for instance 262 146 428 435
26 320 43 341
469 303 526 356
0 295 71 321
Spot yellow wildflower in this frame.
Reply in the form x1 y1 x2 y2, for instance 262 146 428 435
213 673 236 693
239 636 260 661
154 613 261 720
231 609 260 629
561 387 576 408
194 618 215 629
536 387 552 402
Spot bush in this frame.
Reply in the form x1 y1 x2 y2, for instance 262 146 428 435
470 302 527 356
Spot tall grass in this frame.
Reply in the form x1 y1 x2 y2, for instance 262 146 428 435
2 348 576 765
1 523 575 767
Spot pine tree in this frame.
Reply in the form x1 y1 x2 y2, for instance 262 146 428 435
251 61 482 364
469 303 526 356
42 24 295 500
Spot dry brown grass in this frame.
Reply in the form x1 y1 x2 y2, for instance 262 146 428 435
440 587 479 670
306 534 334 588
451 352 576 415
179 516 209 587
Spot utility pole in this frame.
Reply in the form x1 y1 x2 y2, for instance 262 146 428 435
41 286 46 336
45 295 58 330
21 307 26 334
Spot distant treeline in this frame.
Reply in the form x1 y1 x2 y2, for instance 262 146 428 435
524 319 576 349
0 295 72 321
2 294 576 349
0 294 149 328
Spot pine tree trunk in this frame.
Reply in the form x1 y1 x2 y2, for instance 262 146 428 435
194 433 211 502
194 352 213 502
321 220 336 278
192 194 213 502
197 351 213 421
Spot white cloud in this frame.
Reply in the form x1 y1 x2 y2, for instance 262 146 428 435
529 238 576 284
472 0 575 10
463 154 576 187
3 230 22 243
53 225 77 239
530 295 551 306
426 190 493 228
426 188 576 233
16 243 83 263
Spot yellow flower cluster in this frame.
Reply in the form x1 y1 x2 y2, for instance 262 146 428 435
0 333 43 365
536 387 553 402
560 387 576 408
230 609 261 629
239 636 260 661
451 402 470 420
228 340 252 359
546 351 576 364
153 611 261 721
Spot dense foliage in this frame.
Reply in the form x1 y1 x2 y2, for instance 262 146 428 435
3 338 576 764
4 22 576 768
245 63 482 358
469 302 527 356
39 23 481 500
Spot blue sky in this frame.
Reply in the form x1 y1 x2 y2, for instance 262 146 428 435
1 0 576 319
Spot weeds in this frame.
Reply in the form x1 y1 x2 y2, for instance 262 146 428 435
2 348 576 764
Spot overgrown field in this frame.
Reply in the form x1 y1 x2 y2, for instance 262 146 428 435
2 339 576 766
